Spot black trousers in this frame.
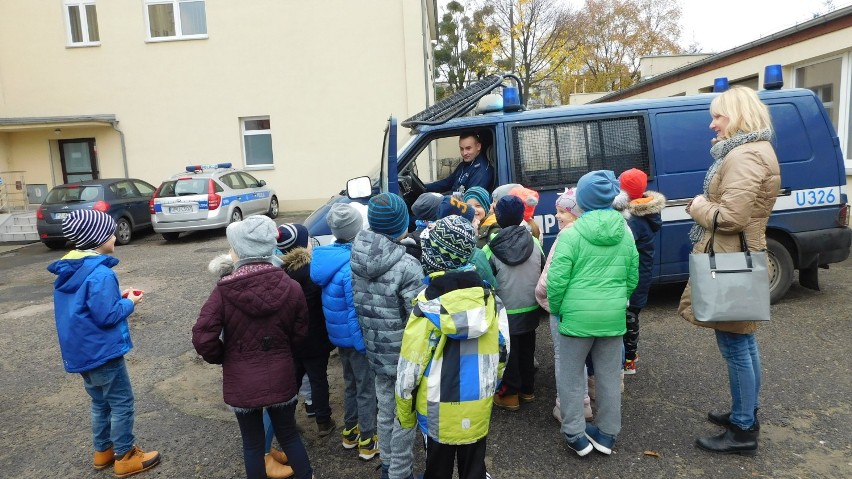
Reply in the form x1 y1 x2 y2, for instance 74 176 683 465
424 436 487 479
624 307 641 361
502 330 536 395
294 354 331 422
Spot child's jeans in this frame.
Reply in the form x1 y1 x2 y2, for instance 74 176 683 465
80 356 135 456
235 402 312 479
339 347 377 437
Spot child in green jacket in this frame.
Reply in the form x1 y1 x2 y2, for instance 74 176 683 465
396 215 509 479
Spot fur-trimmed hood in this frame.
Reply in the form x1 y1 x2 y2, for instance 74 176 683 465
281 247 311 272
627 190 666 217
208 254 235 278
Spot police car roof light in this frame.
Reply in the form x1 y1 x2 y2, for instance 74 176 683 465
713 77 729 93
185 162 233 173
764 64 783 90
503 86 521 112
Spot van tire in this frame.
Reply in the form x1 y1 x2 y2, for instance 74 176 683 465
162 232 181 241
767 237 793 304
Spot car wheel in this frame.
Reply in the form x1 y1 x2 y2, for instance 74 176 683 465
43 240 66 250
267 196 279 219
230 208 243 224
115 218 132 245
162 232 181 241
766 237 793 304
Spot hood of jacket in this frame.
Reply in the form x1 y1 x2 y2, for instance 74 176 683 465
574 209 627 246
350 229 407 280
310 243 352 288
627 191 665 232
48 251 118 293
216 266 294 317
419 270 494 340
281 247 311 272
489 225 533 266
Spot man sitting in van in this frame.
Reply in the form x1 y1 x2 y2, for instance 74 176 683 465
425 133 494 194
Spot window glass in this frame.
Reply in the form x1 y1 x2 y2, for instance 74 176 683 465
65 1 99 45
86 4 99 41
112 181 137 199
157 179 207 197
133 181 156 196
239 173 261 188
511 116 649 189
146 0 207 39
179 1 207 35
44 186 102 204
148 3 177 38
795 58 842 129
68 6 83 43
222 174 247 189
242 117 274 166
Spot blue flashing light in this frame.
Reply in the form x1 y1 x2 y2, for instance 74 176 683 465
764 64 783 90
503 87 522 112
713 77 729 93
185 162 233 172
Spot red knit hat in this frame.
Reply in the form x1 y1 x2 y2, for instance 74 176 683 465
619 168 648 200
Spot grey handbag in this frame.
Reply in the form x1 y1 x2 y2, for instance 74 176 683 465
688 213 771 322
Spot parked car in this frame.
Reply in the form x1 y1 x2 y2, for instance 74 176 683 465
150 163 278 241
36 178 157 249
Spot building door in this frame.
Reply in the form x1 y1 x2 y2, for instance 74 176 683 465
59 139 99 183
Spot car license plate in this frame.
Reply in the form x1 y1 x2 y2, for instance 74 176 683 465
53 212 69 220
170 206 193 214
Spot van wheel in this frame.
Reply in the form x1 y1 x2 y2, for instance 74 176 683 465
115 218 132 245
230 208 243 224
767 237 793 304
267 196 279 219
162 232 181 241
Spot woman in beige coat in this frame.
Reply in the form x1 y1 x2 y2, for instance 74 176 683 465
678 86 780 456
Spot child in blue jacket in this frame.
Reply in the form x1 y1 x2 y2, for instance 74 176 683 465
47 210 160 477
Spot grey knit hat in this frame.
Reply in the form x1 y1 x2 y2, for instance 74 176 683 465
411 193 443 221
226 215 278 260
327 203 363 242
491 183 522 205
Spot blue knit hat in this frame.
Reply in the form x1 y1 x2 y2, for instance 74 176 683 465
421 215 476 275
277 223 310 252
368 192 409 238
463 187 491 211
437 195 475 222
61 210 116 250
495 195 525 228
576 170 621 212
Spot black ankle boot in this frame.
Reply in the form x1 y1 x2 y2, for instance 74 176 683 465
696 423 759 456
707 409 760 431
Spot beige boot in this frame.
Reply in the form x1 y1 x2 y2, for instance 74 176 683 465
265 454 295 479
113 445 160 478
93 446 115 470
269 447 288 465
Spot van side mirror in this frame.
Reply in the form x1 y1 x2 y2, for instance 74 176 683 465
346 176 372 199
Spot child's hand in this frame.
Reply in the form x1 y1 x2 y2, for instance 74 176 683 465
122 289 144 305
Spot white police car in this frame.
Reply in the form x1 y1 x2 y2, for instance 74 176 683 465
150 163 278 241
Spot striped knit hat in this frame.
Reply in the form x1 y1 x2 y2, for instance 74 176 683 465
463 187 491 211
421 215 476 274
61 210 116 250
368 192 409 239
276 224 309 253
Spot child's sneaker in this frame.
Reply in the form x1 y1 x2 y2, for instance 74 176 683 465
623 359 637 375
585 423 616 455
304 401 316 417
563 433 593 457
341 424 360 449
357 434 379 461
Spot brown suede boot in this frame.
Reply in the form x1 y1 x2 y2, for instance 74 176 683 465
265 454 295 479
93 446 115 470
113 445 161 478
493 392 520 411
269 447 288 464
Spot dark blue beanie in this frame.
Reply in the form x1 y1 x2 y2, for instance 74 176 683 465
495 195 525 228
576 170 621 212
368 192 409 238
437 195 475 222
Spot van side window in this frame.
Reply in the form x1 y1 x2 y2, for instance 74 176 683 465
511 116 649 189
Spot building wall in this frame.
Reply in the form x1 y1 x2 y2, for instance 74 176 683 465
0 134 9 172
0 1 434 211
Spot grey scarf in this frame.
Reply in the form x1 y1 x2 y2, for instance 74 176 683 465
688 128 772 245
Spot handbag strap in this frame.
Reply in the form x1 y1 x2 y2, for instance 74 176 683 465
707 211 753 270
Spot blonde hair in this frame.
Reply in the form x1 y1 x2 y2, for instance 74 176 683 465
710 86 773 138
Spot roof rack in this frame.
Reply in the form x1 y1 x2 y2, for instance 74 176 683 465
402 73 523 128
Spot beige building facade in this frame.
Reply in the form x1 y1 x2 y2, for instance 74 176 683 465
592 6 852 181
0 0 437 211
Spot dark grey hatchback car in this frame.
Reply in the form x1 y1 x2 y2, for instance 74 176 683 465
36 179 157 249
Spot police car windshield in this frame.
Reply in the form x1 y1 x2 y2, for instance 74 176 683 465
158 179 208 198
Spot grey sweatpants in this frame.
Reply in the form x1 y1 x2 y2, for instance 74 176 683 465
339 347 376 437
375 373 416 479
556 335 623 440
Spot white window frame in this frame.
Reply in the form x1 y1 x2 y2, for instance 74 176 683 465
144 0 208 43
63 0 100 47
241 117 274 170
793 53 852 174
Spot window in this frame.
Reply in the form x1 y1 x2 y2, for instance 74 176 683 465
241 117 274 168
511 116 649 189
132 181 156 197
795 58 842 128
239 173 262 188
111 181 137 199
221 173 247 190
145 0 207 41
64 0 99 46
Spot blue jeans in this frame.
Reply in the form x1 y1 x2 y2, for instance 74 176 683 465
235 402 312 479
80 357 135 456
715 331 761 429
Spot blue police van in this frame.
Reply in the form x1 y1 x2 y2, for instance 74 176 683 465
305 73 850 304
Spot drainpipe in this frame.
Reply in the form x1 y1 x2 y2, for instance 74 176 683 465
111 120 129 178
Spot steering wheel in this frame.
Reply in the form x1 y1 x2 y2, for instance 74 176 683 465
398 174 426 203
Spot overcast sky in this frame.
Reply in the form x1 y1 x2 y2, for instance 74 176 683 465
438 0 852 54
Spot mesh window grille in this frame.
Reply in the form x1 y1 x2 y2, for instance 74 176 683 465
511 116 650 189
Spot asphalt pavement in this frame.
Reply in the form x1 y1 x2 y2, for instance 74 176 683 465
0 219 849 479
